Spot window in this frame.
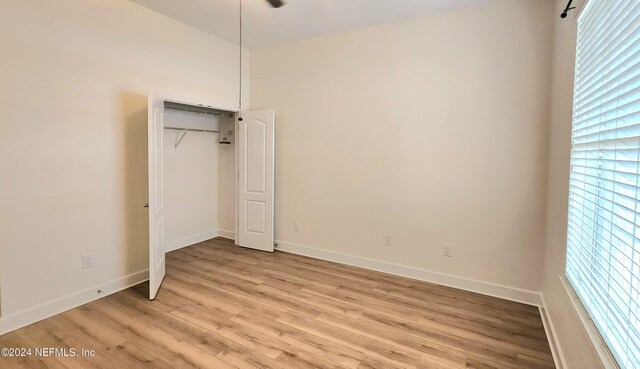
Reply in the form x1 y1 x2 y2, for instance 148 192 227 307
565 1 640 368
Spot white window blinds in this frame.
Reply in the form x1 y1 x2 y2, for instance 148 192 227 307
566 1 640 368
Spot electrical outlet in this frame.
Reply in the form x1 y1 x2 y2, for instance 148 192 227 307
443 245 453 258
294 222 301 232
82 254 94 269
385 236 392 247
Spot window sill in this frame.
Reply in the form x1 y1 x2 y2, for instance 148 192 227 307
560 275 621 369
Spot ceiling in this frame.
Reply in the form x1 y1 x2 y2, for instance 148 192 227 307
130 0 491 49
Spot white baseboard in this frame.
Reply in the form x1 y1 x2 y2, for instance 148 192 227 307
0 230 221 336
275 240 542 306
217 229 235 240
0 269 148 336
0 234 549 353
165 230 220 252
539 293 567 369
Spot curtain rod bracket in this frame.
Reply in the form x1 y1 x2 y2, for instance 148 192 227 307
561 0 575 18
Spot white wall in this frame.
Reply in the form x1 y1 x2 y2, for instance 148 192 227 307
163 111 220 251
0 0 248 320
250 0 554 293
541 1 605 368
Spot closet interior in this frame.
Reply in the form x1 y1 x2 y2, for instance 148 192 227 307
162 101 236 253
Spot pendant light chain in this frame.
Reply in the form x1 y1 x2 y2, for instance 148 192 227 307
239 0 243 112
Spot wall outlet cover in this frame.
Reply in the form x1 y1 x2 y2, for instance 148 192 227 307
82 254 94 269
443 245 453 258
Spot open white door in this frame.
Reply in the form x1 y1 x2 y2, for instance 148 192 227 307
238 110 275 252
148 92 166 299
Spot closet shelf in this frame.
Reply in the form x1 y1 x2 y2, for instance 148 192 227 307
164 101 234 117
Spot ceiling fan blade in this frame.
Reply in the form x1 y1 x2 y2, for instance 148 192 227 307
265 0 285 8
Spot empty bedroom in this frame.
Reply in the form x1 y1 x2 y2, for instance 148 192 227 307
0 0 637 368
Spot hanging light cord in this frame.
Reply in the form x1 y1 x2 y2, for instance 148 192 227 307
239 0 243 112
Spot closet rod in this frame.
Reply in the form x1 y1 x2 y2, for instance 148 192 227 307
165 127 222 149
164 127 221 134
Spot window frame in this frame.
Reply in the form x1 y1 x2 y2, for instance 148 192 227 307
562 275 622 369
562 1 639 368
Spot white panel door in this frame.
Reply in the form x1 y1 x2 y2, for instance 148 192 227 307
148 92 166 299
238 110 275 252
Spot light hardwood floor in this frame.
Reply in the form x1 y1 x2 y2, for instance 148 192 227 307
0 237 555 369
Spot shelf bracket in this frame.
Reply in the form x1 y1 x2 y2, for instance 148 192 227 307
175 129 188 149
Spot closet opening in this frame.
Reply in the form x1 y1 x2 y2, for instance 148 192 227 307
162 100 237 255
147 92 275 300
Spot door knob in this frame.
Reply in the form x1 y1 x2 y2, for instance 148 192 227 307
144 203 149 208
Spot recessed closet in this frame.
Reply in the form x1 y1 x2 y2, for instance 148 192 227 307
146 93 275 299
162 102 236 253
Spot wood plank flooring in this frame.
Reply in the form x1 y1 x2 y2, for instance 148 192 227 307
0 237 555 369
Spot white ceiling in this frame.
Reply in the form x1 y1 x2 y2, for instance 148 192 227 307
130 0 491 49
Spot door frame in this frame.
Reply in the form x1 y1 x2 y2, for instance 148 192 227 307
147 91 239 298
